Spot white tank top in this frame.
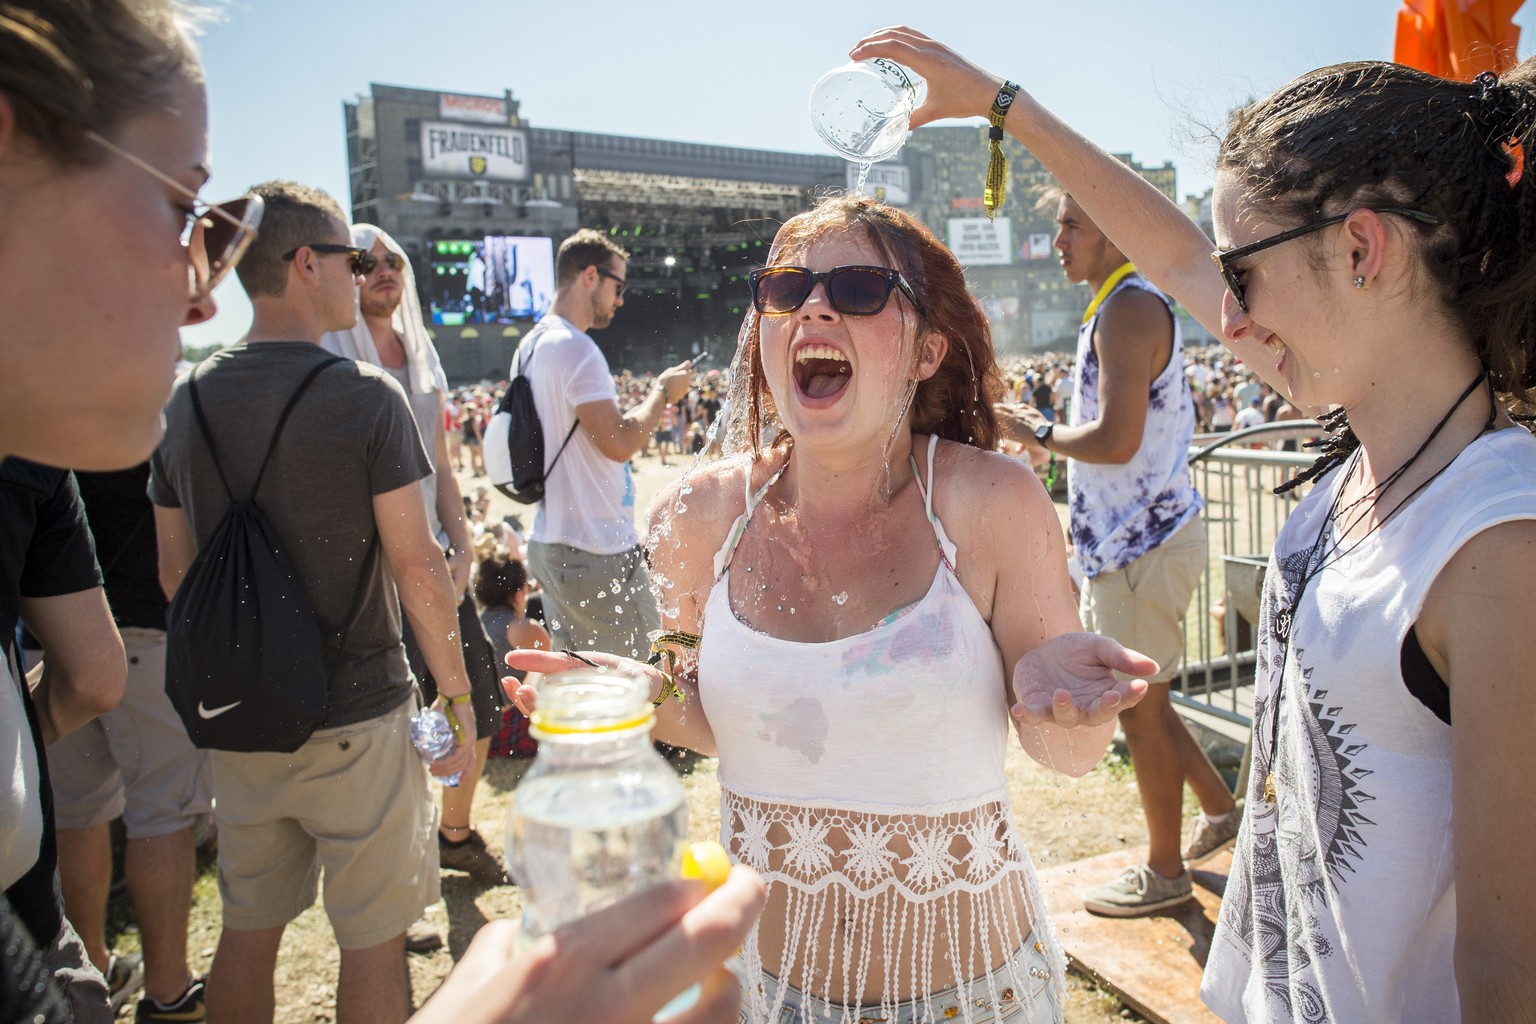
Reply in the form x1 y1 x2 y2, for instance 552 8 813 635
1202 427 1536 1023
698 436 1065 1024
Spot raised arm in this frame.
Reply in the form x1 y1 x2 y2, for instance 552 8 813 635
850 28 1227 339
576 362 693 464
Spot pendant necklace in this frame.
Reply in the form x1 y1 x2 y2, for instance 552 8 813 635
1262 370 1493 804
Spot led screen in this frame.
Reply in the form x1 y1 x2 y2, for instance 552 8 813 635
428 235 554 326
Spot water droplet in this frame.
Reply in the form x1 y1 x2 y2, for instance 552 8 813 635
613 604 624 615
790 607 796 614
680 484 694 495
675 503 688 513
832 592 849 606
596 590 608 599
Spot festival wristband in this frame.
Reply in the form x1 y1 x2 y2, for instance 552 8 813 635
984 82 1021 220
434 696 469 744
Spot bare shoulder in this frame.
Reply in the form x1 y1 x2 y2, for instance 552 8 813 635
932 439 1054 521
644 452 759 535
644 451 781 589
1098 284 1173 330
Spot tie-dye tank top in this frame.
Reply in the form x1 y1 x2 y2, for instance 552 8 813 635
1068 275 1202 577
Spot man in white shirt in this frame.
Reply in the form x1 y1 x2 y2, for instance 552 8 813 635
522 230 693 659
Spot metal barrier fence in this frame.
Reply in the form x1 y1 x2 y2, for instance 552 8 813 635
1172 422 1319 728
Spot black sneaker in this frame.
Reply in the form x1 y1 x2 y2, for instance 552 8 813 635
135 975 205 1023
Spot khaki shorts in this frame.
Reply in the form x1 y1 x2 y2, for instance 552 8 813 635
1080 516 1206 684
526 541 659 662
49 628 212 838
210 696 437 948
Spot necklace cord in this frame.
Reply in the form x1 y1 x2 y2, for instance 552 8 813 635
1263 369 1489 796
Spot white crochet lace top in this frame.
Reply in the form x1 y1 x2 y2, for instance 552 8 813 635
697 437 1066 1024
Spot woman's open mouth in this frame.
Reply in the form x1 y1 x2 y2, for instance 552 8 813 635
793 344 852 403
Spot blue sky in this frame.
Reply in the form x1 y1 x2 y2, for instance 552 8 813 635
181 1 1532 349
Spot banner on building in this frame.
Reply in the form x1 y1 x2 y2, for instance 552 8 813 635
1027 233 1054 260
439 92 508 124
420 121 529 181
947 218 1013 266
845 163 910 205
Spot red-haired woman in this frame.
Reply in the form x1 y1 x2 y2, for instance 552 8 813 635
513 194 1155 1024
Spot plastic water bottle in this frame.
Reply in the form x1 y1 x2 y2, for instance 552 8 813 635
409 707 462 787
505 669 688 939
505 670 696 1021
809 58 925 165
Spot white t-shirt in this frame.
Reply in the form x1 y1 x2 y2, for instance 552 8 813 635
1233 405 1265 432
1 654 41 890
523 315 638 554
383 364 448 548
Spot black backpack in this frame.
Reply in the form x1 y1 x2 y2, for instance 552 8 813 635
165 357 375 752
484 326 578 504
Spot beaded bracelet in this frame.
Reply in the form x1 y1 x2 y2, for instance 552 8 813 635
647 629 701 708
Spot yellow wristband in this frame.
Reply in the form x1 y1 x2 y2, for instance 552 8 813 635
434 696 469 744
983 81 1020 220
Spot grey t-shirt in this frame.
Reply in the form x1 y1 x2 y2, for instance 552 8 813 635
149 342 431 727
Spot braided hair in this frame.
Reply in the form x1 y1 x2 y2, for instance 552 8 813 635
1220 60 1536 488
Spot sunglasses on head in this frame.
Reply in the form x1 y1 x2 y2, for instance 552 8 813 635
281 243 374 276
748 264 922 317
84 129 263 302
1210 206 1443 313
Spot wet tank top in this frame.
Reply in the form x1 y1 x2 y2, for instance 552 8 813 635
697 435 1065 1024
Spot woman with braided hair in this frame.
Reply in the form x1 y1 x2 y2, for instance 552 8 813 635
855 28 1536 1024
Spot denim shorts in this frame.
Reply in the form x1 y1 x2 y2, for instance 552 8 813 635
740 935 1058 1024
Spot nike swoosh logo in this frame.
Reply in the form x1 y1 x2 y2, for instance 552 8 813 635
197 700 241 719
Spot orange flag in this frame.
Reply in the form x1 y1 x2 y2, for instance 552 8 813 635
1395 0 1524 81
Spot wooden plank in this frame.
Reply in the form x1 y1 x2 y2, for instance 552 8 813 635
1038 847 1232 1024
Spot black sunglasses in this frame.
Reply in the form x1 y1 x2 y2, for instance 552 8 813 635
282 243 373 276
595 266 628 295
1211 206 1443 313
748 264 922 317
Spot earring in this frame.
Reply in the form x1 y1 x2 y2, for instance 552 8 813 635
1354 276 1366 289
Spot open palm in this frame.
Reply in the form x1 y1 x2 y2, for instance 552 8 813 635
1010 632 1156 728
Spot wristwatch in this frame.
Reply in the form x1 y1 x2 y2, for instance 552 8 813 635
1034 421 1054 448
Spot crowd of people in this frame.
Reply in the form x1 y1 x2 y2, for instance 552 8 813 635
4 5 1535 1024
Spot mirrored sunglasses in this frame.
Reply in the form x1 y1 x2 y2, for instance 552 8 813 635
365 251 406 273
